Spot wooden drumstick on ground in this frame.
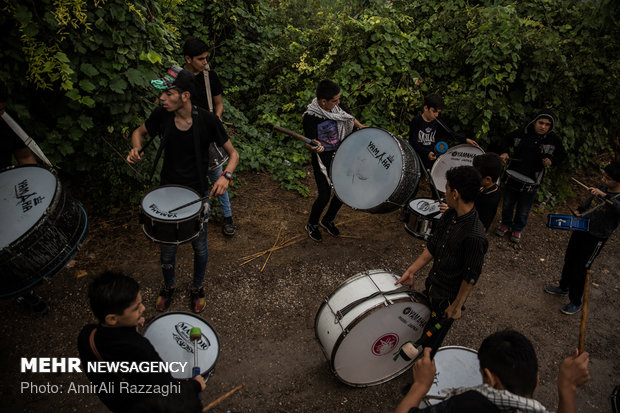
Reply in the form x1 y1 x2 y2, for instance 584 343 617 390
578 269 591 354
203 384 245 412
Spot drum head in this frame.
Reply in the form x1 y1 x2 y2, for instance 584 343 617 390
143 312 219 379
408 198 441 217
331 128 406 210
0 166 57 248
430 144 484 193
332 298 430 386
141 185 201 220
505 169 535 184
424 346 482 404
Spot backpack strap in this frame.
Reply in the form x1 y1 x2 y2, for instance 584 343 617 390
89 328 104 361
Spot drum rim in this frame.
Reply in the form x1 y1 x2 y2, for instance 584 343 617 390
142 311 220 377
331 129 421 212
430 143 485 193
1 164 61 249
325 294 428 387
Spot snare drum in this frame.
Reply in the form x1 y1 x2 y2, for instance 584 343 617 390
421 346 482 407
140 185 203 244
0 165 88 297
430 144 485 193
405 198 443 241
208 142 229 171
315 269 431 387
143 312 219 380
330 128 421 213
503 169 537 193
546 214 590 232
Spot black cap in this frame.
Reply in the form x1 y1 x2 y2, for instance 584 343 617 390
150 65 195 94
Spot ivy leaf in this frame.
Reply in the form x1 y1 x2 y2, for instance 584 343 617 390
78 115 94 131
109 77 127 94
81 63 99 77
79 79 97 93
125 68 145 86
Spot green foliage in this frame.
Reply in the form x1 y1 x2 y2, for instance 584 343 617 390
1 0 618 209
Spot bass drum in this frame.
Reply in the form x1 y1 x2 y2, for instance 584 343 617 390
330 128 420 213
0 165 88 297
315 269 431 387
430 144 484 193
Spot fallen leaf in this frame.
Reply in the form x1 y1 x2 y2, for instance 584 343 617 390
75 270 88 278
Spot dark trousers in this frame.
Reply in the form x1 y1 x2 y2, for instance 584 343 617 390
415 293 456 355
309 151 343 225
559 231 607 306
500 186 537 232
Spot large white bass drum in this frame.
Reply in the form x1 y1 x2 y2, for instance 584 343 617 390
315 269 431 387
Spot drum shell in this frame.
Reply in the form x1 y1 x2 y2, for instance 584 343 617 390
502 169 537 193
315 269 431 387
208 142 229 171
139 185 203 245
0 165 88 297
546 214 590 232
143 311 220 380
405 198 442 241
330 128 421 214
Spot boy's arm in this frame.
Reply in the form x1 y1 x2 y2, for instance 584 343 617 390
395 348 436 413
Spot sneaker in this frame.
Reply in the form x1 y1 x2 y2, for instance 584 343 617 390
190 287 206 313
561 302 582 315
320 220 340 237
511 232 522 243
495 225 510 236
545 285 568 296
222 216 235 236
156 287 175 312
305 223 322 242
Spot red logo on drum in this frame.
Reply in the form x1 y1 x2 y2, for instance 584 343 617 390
173 321 210 354
371 333 399 356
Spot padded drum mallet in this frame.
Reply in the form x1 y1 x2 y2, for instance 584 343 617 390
190 327 202 378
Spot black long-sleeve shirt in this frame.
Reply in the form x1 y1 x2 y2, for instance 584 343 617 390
578 187 620 239
77 324 201 413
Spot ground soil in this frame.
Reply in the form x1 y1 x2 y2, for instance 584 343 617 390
1 169 618 413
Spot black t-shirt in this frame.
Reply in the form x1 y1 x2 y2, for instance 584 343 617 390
1 112 27 168
144 106 229 193
191 70 224 112
475 184 501 231
302 104 352 152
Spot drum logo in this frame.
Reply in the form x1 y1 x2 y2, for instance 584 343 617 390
173 322 210 354
451 151 476 159
366 141 394 170
14 179 45 213
149 203 178 219
399 307 427 331
371 333 399 356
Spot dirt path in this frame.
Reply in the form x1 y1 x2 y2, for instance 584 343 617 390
1 170 618 412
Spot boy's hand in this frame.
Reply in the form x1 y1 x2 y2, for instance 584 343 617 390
588 187 606 197
500 153 509 163
465 138 479 147
193 374 206 391
428 152 437 161
558 349 590 392
412 347 436 391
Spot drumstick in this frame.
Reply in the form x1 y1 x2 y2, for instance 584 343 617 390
203 384 245 412
273 125 319 147
571 177 614 205
168 195 210 213
190 327 202 377
578 270 591 354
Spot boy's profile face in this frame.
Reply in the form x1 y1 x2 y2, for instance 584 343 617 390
319 93 340 112
108 292 145 328
159 89 187 112
422 105 441 122
185 51 208 73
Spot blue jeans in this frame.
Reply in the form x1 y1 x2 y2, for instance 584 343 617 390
160 213 208 289
207 166 232 218
500 186 537 233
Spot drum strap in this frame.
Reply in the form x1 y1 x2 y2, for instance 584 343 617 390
192 106 207 194
148 115 174 183
202 67 214 113
334 286 411 321
89 327 128 382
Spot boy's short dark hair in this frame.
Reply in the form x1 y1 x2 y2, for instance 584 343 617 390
604 161 620 182
183 36 208 58
88 271 140 322
473 153 503 182
423 93 444 110
316 80 340 101
478 330 538 397
445 166 481 203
